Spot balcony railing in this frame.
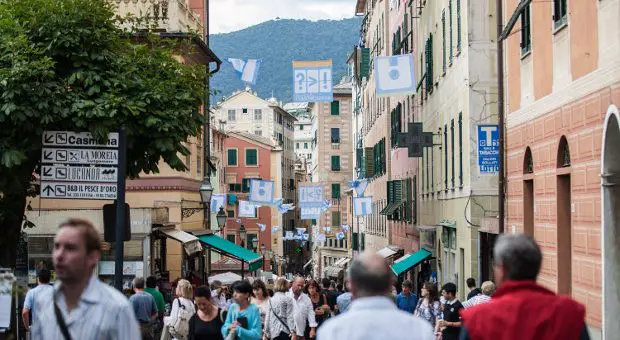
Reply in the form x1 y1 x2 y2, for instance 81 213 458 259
113 0 203 34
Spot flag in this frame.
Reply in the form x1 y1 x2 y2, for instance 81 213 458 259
348 179 369 197
227 58 261 85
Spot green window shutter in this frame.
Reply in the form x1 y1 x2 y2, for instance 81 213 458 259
332 212 341 227
331 101 340 115
425 35 434 92
332 183 341 199
360 48 370 79
442 10 446 73
227 149 237 166
449 0 453 62
331 156 341 171
394 180 403 204
457 0 462 51
242 178 250 193
405 178 413 222
246 149 257 166
353 232 359 250
413 176 417 223
387 181 394 204
361 233 365 250
365 147 375 177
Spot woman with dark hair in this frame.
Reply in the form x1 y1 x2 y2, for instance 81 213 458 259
250 279 269 328
188 286 225 340
221 280 262 340
414 282 442 329
305 280 329 339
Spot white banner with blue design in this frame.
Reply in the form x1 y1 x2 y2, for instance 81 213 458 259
228 58 262 85
210 194 226 213
353 196 373 216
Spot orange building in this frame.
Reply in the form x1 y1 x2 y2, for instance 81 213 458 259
502 0 620 336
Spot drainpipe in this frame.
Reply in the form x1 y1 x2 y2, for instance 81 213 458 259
496 0 505 234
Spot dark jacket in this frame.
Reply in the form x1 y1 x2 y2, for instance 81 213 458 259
460 281 587 340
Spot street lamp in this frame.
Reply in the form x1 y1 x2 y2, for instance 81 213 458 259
239 225 247 247
216 207 227 230
260 243 267 271
199 180 214 206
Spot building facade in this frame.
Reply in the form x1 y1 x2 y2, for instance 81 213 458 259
220 131 283 274
293 114 314 172
307 80 354 280
212 89 298 259
503 0 620 336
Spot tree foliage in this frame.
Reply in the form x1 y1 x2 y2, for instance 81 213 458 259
0 0 208 266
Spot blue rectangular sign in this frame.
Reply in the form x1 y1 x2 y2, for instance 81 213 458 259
293 61 333 102
477 125 499 174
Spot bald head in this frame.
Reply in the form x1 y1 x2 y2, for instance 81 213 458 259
348 252 394 298
291 276 305 296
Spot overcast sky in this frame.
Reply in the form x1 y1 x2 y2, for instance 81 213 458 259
210 0 356 34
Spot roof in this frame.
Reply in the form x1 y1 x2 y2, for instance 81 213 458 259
283 102 310 111
132 32 222 66
228 130 278 149
271 104 298 122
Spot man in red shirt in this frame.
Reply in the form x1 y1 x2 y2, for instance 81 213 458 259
460 233 590 340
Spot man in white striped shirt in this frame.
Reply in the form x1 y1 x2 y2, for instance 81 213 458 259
462 281 495 308
31 218 141 340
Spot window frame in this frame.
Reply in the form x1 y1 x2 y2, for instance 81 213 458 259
245 148 259 166
553 0 568 30
254 109 262 120
227 148 238 166
521 3 532 55
331 101 340 116
331 183 341 199
331 155 341 171
227 109 236 121
331 128 341 144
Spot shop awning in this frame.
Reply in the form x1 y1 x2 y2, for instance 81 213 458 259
334 257 351 267
380 203 400 216
377 245 401 259
391 249 433 276
198 234 263 271
156 228 203 255
324 265 345 278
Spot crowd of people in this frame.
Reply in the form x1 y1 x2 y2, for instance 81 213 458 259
21 217 593 340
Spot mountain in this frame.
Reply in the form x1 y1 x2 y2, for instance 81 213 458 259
209 18 362 104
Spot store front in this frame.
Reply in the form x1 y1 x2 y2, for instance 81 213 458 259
479 217 499 283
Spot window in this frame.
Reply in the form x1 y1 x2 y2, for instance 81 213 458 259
300 124 304 130
277 114 283 125
456 0 462 51
458 112 463 187
425 35 434 92
331 101 340 115
296 143 300 149
254 109 262 120
331 156 341 171
331 128 341 143
304 142 308 149
332 211 341 227
442 10 447 73
228 183 242 192
332 183 341 199
444 124 448 190
242 108 248 114
242 178 251 193
227 149 238 166
226 234 236 244
521 3 531 54
226 210 235 218
390 104 402 148
451 119 455 188
246 233 257 250
254 130 262 136
449 0 453 63
228 109 236 121
553 0 568 29
289 179 295 190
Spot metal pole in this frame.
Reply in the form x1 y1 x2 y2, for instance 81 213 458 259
114 129 127 291
496 0 505 234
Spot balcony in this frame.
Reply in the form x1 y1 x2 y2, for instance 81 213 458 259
113 0 203 34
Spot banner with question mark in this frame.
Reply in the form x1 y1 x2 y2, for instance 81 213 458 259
292 60 333 102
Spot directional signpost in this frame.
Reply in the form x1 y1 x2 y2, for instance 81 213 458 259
40 130 128 291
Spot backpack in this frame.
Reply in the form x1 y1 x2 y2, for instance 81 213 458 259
168 298 193 340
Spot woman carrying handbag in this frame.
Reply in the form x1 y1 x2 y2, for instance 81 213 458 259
263 279 296 340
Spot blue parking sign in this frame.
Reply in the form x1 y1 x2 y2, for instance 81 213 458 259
477 125 499 174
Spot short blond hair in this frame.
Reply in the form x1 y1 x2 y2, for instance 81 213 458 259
481 281 496 296
273 278 289 293
176 279 193 299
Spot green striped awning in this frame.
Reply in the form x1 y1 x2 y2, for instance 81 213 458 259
198 234 263 271
391 249 432 276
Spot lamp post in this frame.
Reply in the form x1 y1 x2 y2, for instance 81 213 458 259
239 225 247 247
216 207 227 231
260 243 266 271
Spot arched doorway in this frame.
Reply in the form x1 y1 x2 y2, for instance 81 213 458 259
556 136 572 296
523 147 534 236
602 104 620 339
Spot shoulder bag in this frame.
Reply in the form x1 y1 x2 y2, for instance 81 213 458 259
53 297 72 340
269 299 291 333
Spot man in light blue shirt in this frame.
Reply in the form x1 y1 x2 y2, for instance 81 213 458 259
22 269 54 332
317 253 434 340
31 218 141 340
130 277 158 339
335 280 352 314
